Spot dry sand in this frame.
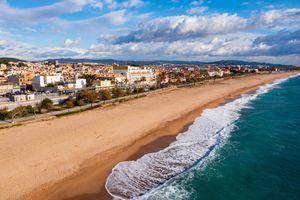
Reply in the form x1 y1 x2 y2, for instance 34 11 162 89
0 72 297 200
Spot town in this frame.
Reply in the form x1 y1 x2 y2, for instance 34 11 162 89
0 58 298 122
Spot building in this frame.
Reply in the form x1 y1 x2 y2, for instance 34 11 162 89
94 78 115 90
10 94 27 102
114 66 156 85
0 84 14 95
0 64 7 70
65 79 87 89
75 79 87 89
32 75 63 89
9 93 35 102
207 66 224 77
7 73 34 86
26 93 35 101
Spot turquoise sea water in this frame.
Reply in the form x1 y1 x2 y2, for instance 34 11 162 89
143 75 300 200
106 75 300 200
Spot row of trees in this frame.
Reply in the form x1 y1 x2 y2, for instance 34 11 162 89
0 86 151 122
0 98 55 122
60 87 148 110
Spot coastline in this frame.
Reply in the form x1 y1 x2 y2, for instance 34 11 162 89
0 72 297 200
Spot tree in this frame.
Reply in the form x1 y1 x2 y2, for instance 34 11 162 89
99 90 112 100
134 88 145 93
25 105 35 114
82 74 97 87
40 98 54 111
125 88 132 95
46 83 55 87
0 108 9 120
65 99 74 109
77 91 99 107
124 78 129 85
112 88 125 98
140 77 146 82
9 106 28 123
156 72 166 86
76 99 85 107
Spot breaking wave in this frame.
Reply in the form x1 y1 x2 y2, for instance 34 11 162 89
105 75 298 200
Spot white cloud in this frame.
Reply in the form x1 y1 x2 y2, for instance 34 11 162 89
191 0 204 6
114 13 248 43
0 2 299 65
0 0 136 28
114 9 300 44
250 8 300 28
187 6 208 14
120 0 144 8
64 38 81 47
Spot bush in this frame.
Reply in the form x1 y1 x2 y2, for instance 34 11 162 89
40 98 54 111
149 86 156 90
76 99 85 106
0 109 9 120
112 88 125 98
136 88 145 93
25 105 35 114
125 89 132 95
9 106 29 121
46 83 55 87
65 99 74 108
99 90 112 100
77 91 98 103
77 90 99 106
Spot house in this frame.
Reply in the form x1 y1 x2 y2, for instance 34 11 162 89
75 79 87 89
32 75 63 89
9 93 35 102
0 64 7 70
94 78 115 90
26 93 35 101
7 73 34 86
10 94 27 102
64 79 87 90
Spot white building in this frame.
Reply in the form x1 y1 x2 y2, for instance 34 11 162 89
26 93 35 101
75 79 87 89
94 79 115 90
114 66 156 85
9 93 35 102
65 79 87 89
32 75 63 89
127 66 156 84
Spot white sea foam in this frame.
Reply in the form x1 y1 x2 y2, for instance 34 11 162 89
105 74 299 200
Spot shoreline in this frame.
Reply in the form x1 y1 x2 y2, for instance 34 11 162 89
0 72 297 200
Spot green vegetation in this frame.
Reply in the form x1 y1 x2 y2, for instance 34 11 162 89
99 90 112 100
0 109 9 120
0 59 9 65
46 83 55 87
112 88 125 98
65 99 74 109
82 74 97 87
77 90 99 106
39 98 54 111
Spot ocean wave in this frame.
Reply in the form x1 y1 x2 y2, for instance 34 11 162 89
105 75 298 200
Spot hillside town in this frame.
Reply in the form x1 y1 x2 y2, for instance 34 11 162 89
0 59 298 121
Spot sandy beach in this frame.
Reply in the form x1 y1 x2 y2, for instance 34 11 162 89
0 72 297 200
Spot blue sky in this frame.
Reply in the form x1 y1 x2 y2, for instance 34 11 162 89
0 0 299 64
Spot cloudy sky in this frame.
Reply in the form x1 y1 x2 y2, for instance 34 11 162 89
0 0 299 64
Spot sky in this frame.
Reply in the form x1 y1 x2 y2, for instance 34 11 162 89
0 0 299 65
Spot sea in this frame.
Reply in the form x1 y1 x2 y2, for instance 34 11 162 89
106 74 300 200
